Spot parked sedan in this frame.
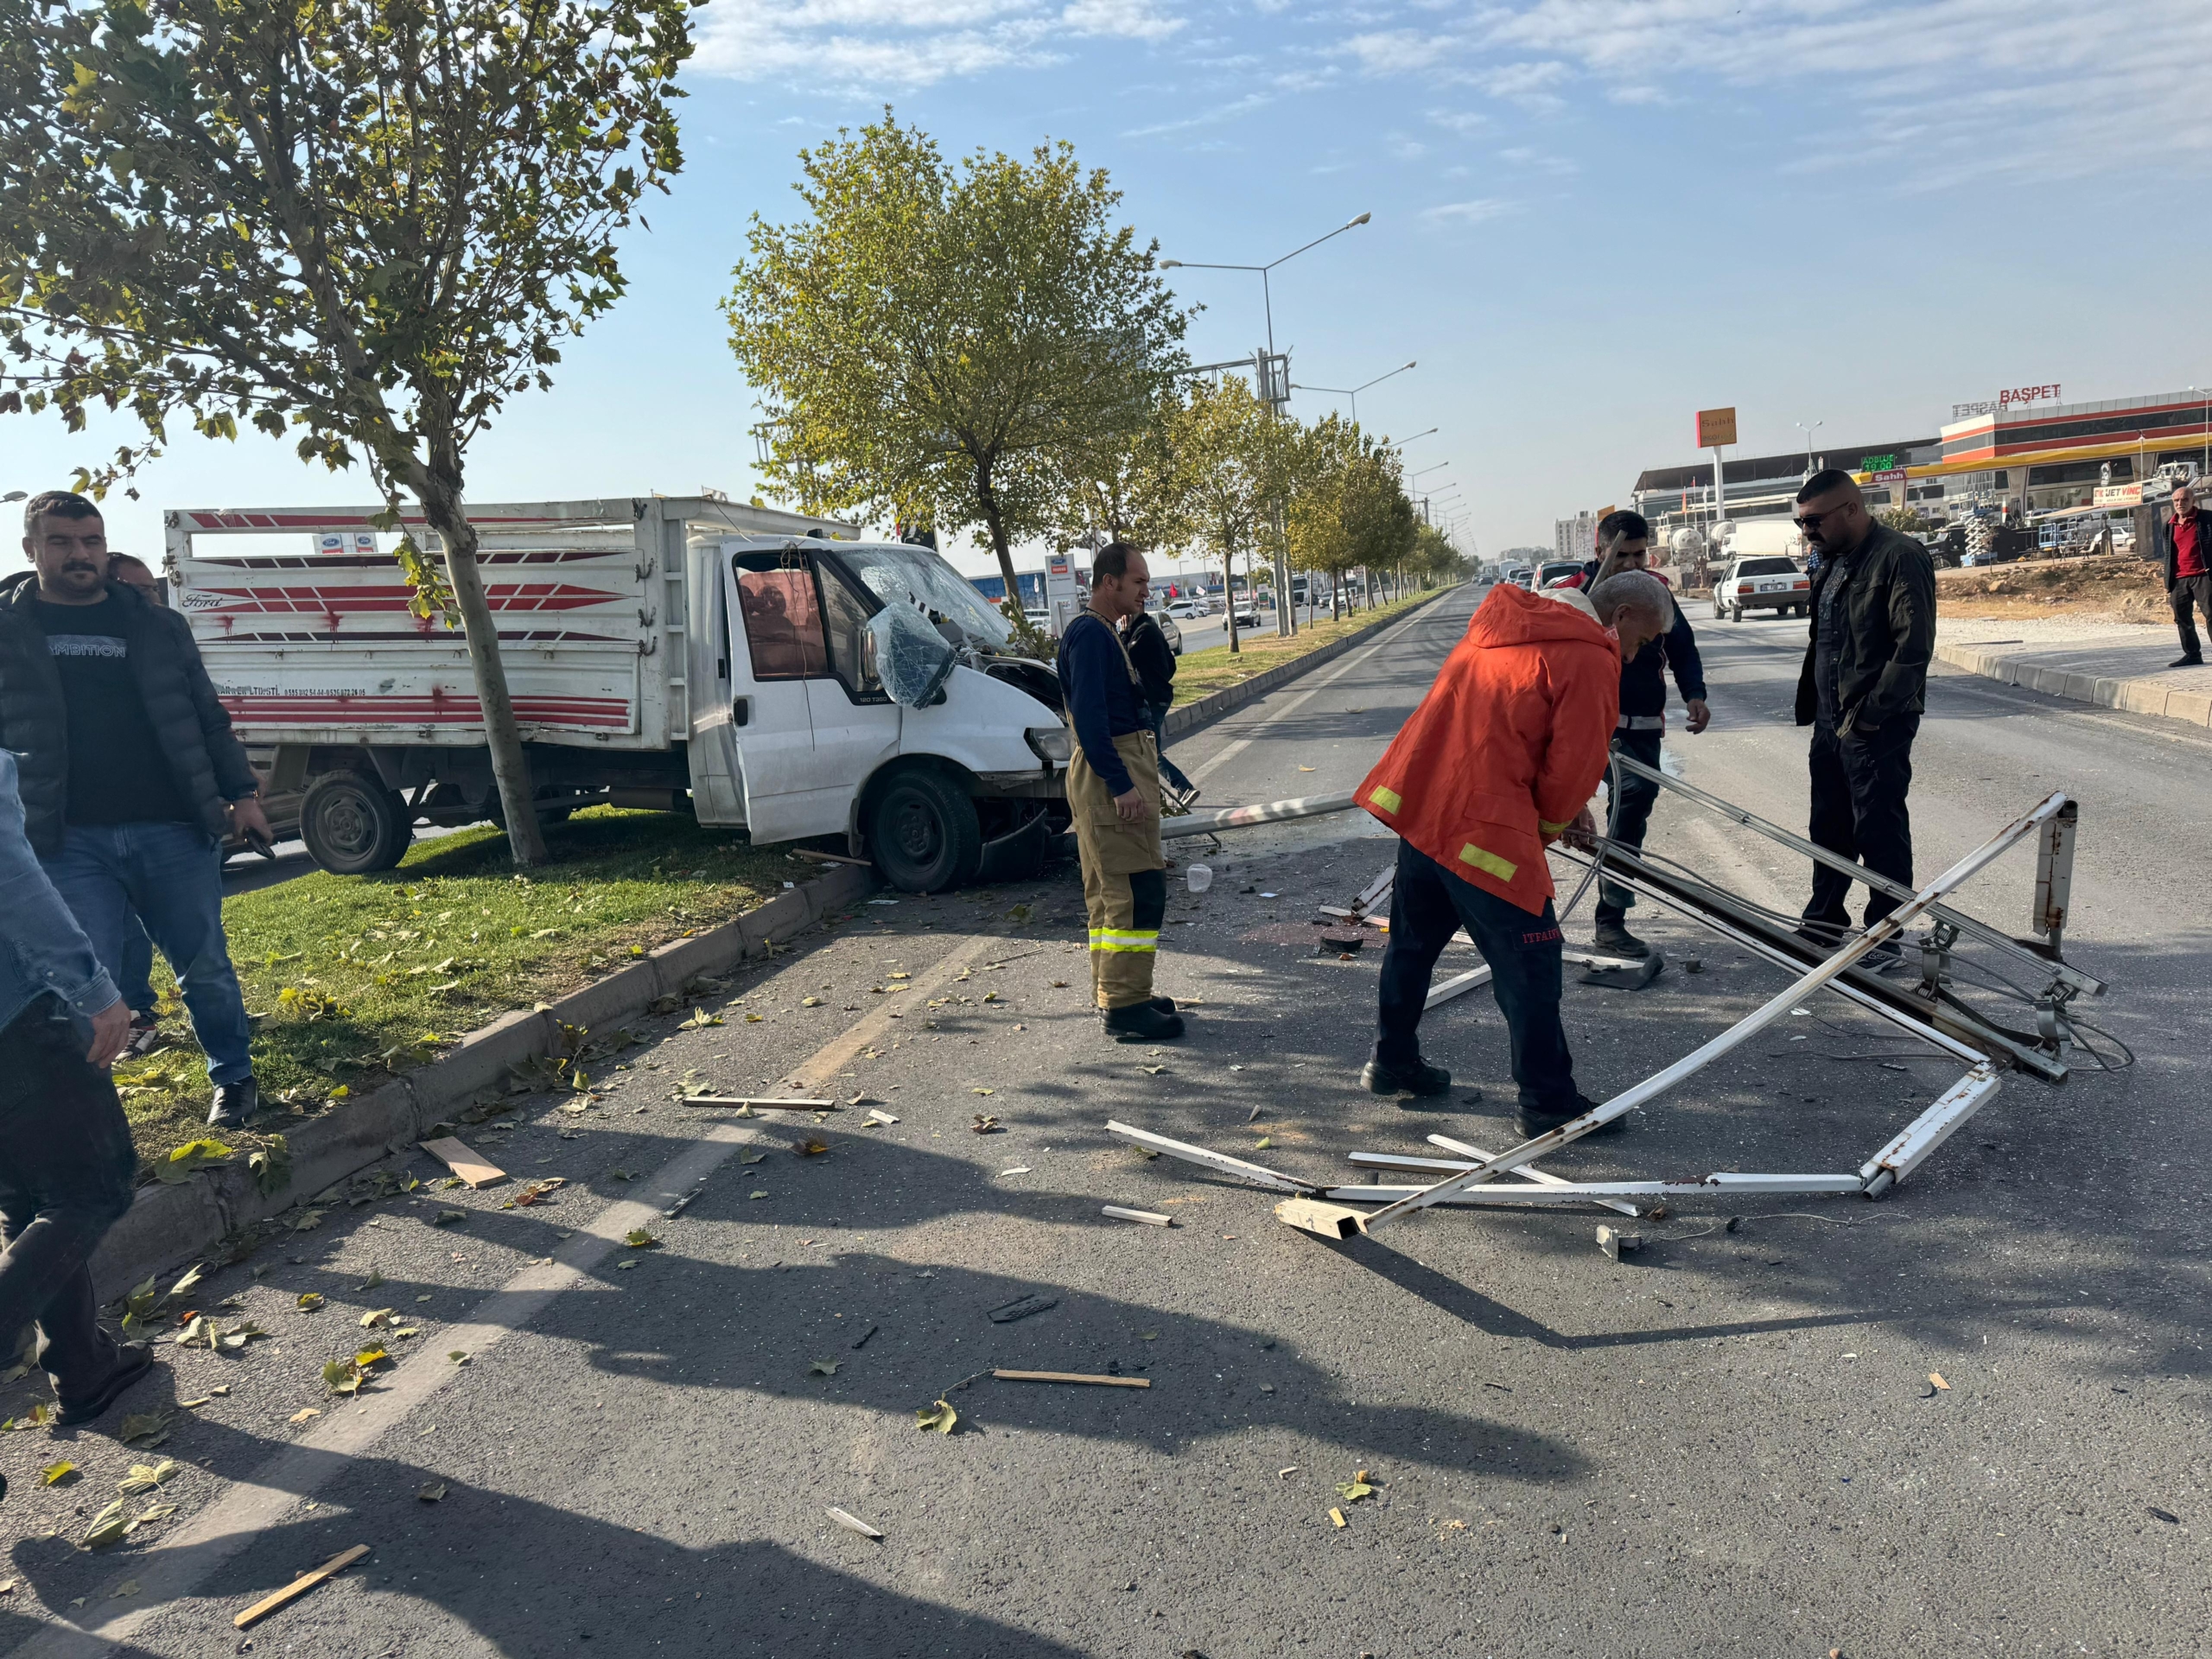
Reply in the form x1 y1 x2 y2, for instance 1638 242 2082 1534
1713 556 1810 620
1166 597 1211 619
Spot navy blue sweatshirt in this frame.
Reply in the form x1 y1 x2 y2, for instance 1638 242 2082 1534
1056 611 1147 794
1580 560 1707 719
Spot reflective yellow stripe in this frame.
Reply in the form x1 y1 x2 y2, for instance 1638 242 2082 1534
1538 817 1571 836
1369 785 1402 813
1094 938 1159 953
1458 842 1518 881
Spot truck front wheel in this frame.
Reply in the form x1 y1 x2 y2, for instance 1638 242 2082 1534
301 772 413 874
868 767 982 893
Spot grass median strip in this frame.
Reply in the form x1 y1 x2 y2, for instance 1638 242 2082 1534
1171 594 1433 706
117 808 798 1170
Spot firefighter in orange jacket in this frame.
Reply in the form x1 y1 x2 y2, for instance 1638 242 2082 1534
1356 571 1678 1138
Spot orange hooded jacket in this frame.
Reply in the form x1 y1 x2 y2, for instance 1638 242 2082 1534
1358 583 1621 916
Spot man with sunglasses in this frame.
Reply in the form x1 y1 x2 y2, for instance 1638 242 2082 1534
1791 469 1935 969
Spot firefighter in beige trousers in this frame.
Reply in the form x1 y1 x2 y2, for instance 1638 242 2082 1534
1054 543 1186 1043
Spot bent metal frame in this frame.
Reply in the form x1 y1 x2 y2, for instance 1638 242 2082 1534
1115 779 2100 1239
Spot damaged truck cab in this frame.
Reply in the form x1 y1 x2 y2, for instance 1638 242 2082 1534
167 498 1071 889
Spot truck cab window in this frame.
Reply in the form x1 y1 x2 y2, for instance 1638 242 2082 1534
734 562 828 680
817 567 885 699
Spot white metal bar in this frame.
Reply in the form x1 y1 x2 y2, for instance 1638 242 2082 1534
1159 790 1359 842
1358 793 2069 1230
1417 1138 1641 1217
1610 752 2102 996
1327 1174 1866 1207
1425 964 1492 1009
1859 1064 2001 1191
1104 1121 1311 1193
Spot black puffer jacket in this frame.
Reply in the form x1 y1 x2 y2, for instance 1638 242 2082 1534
0 572 257 854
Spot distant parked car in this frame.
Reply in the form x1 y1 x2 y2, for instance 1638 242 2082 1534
1148 607 1184 656
1166 597 1210 620
1713 555 1810 621
1230 601 1260 629
1534 560 1584 589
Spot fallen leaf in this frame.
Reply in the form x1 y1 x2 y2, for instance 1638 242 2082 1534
448 1351 471 1364
915 1398 957 1434
971 1114 1000 1134
125 1505 174 1537
801 996 823 1007
1337 1478 1376 1503
359 1268 385 1290
607 1167 633 1182
82 1499 130 1548
793 1140 829 1157
296 1292 326 1313
810 1359 841 1376
360 1308 395 1329
116 1460 180 1496
418 1481 448 1503
41 1461 78 1486
1254 1137 1273 1150
749 1190 769 1201
323 1358 365 1397
178 1397 213 1409
1139 1331 1158 1341
289 1408 321 1426
118 1411 171 1444
624 1228 659 1249
1329 1507 1347 1529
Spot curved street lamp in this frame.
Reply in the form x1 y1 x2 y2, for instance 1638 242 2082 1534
1160 212 1373 367
1292 359 1416 424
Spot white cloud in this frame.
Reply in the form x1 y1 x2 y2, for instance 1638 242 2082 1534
1421 196 1515 225
693 0 1185 89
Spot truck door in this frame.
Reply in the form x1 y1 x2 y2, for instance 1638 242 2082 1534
805 561 902 801
723 552 842 842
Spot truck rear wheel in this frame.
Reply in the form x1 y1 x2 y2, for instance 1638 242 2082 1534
301 772 412 874
868 766 982 893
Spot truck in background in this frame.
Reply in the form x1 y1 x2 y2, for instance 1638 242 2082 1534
168 497 1072 891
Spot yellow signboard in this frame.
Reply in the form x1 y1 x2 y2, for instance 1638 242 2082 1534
1695 407 1738 448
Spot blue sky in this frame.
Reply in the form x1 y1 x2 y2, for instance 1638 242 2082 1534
11 0 2211 575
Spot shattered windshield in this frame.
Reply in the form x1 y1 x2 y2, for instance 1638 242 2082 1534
832 543 1016 652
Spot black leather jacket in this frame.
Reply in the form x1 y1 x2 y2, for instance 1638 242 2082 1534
1794 520 1936 735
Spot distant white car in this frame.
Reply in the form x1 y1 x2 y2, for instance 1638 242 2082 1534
1023 607 1051 632
1230 601 1260 629
1166 598 1209 619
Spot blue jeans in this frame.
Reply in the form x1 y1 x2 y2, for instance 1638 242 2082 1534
41 823 254 1085
1373 838 1579 1115
120 910 156 1014
1144 704 1194 794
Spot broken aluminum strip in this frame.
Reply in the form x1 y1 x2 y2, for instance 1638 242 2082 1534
1326 1173 1866 1207
1104 1121 1313 1194
1345 1147 1641 1217
1357 791 2069 1230
1159 790 1359 842
1859 1064 2002 1195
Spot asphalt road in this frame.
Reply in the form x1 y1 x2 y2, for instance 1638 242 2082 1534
3 585 2206 1656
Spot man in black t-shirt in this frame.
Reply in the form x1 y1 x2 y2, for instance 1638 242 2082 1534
6 493 270 1127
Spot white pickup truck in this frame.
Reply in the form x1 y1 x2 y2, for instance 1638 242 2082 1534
167 496 1074 889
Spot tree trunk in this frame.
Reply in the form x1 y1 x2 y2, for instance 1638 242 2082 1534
1224 533 1241 654
419 486 548 867
975 460 1022 609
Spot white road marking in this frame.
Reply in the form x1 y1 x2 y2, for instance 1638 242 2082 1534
10 930 1004 1657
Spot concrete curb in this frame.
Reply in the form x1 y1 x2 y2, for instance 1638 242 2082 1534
1162 588 1454 741
89 862 875 1300
1934 641 2212 729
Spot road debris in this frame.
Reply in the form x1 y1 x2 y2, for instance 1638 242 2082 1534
1597 1225 1643 1262
682 1096 836 1111
827 1506 884 1539
1929 1372 1951 1391
1102 1205 1173 1226
1329 1507 1347 1528
1337 1470 1376 1503
915 1399 958 1434
232 1543 372 1630
999 1166 1031 1177
987 1293 1058 1324
972 1114 1001 1134
418 1481 448 1502
851 1324 879 1350
419 1136 505 1189
810 1358 841 1376
993 1370 1152 1389
2148 1506 2180 1524
865 1109 899 1126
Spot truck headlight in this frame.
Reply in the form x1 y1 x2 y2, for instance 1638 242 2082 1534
1025 726 1073 766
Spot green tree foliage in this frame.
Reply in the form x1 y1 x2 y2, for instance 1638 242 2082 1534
1172 377 1281 652
725 111 1192 615
0 0 693 866
1048 388 1193 556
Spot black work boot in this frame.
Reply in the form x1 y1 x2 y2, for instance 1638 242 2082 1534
1103 1001 1185 1042
1592 920 1650 960
1149 995 1178 1014
1515 1093 1626 1141
207 1077 258 1129
2169 655 2203 668
1361 1057 1451 1098
54 1342 155 1427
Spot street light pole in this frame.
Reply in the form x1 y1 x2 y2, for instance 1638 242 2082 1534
1292 359 1417 425
1795 419 1824 479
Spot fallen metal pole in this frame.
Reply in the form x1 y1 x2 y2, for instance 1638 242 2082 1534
1105 1121 1311 1193
1356 791 2070 1230
1608 752 2103 999
1554 842 2058 1084
1859 1064 2001 1196
1160 790 1359 841
1418 1139 1639 1217
1326 1174 1866 1207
